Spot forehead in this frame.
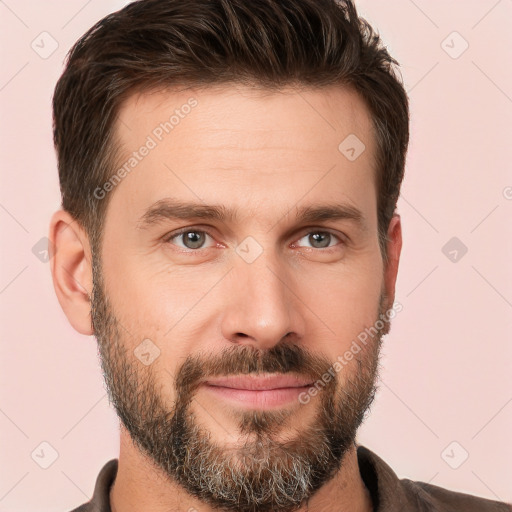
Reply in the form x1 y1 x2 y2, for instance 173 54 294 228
108 83 377 227
116 83 374 151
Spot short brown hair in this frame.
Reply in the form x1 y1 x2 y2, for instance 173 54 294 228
52 0 409 257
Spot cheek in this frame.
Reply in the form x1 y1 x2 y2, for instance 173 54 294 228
298 256 384 356
100 242 213 361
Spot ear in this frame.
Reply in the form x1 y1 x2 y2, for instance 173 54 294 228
383 213 402 309
49 210 94 335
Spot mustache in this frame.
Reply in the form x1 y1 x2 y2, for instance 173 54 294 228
174 343 334 405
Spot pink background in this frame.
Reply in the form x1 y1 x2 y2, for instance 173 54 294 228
1 1 511 510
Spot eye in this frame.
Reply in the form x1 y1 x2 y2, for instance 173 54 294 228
294 231 343 250
164 228 344 253
165 229 215 250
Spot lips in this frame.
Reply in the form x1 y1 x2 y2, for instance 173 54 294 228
201 374 316 408
204 374 314 391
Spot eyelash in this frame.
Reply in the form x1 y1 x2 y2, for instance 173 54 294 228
163 227 345 253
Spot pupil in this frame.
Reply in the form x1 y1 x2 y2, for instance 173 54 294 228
185 231 204 249
310 232 330 248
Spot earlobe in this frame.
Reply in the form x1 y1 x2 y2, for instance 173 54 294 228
49 210 94 335
383 213 402 309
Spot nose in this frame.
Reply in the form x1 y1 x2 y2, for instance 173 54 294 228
220 250 305 351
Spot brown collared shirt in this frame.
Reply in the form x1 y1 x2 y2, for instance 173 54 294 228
69 445 512 511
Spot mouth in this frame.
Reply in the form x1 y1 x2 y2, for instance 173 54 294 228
201 374 314 409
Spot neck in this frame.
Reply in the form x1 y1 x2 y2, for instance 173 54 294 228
110 426 373 512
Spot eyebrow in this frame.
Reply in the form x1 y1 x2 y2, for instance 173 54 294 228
137 198 366 231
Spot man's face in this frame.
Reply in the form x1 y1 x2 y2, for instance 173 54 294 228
91 84 394 512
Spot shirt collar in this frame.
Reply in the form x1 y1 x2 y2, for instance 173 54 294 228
357 444 417 511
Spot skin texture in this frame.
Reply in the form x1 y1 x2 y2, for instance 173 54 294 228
49 84 402 512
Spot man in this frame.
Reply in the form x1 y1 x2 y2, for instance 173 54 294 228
49 0 511 511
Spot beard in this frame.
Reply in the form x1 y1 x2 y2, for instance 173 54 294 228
90 253 389 512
